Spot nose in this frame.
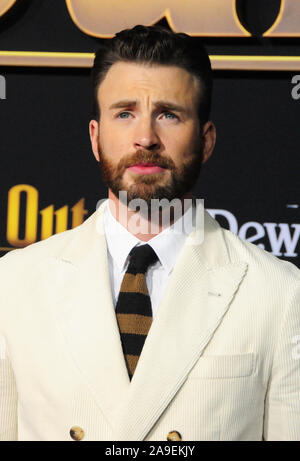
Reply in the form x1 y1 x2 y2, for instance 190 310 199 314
133 117 160 151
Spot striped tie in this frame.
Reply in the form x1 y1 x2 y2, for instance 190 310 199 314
115 244 159 380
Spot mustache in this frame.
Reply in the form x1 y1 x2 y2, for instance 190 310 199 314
120 150 175 170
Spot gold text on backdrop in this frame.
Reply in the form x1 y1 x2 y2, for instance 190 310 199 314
65 0 249 37
1 0 300 37
5 184 88 247
2 1 300 69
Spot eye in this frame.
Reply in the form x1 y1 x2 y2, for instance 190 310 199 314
117 111 132 119
161 112 178 120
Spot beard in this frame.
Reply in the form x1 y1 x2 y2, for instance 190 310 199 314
97 138 204 214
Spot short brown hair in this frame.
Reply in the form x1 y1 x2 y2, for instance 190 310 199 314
91 25 212 125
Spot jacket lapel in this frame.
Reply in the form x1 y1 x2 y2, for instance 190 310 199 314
49 199 248 440
112 204 248 440
49 201 130 433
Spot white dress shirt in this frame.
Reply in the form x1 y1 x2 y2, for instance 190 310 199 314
103 199 196 318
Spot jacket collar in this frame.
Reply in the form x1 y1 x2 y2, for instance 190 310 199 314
49 198 247 440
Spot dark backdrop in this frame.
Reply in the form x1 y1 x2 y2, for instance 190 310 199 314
0 0 299 267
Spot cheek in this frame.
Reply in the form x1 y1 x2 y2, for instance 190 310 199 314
162 125 198 156
165 136 194 162
100 129 130 162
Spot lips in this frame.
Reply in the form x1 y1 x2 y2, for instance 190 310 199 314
128 163 166 174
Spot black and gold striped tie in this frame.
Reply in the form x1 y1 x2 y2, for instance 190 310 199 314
115 244 159 380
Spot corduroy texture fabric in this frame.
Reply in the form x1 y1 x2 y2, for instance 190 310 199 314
1 202 300 440
0 355 18 441
115 244 158 380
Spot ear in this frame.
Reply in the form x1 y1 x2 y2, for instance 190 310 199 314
89 119 100 162
201 121 216 164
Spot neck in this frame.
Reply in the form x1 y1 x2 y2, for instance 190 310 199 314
107 190 194 242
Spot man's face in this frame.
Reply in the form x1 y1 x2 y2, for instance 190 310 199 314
90 62 213 209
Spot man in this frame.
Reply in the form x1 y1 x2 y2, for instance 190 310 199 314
0 25 299 441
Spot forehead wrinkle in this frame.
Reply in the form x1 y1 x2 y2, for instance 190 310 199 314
109 97 187 115
98 62 201 115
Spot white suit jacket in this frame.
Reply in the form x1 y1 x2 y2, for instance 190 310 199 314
0 198 299 441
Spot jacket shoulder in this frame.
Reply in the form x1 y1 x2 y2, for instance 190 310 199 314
222 226 300 283
0 209 99 272
0 226 77 267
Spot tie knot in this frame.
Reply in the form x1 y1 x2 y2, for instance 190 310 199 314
127 244 159 274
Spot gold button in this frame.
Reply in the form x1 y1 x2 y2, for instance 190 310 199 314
167 430 182 441
70 426 84 441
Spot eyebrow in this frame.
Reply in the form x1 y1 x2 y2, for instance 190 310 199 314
108 99 186 113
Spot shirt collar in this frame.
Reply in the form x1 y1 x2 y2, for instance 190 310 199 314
103 199 196 275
